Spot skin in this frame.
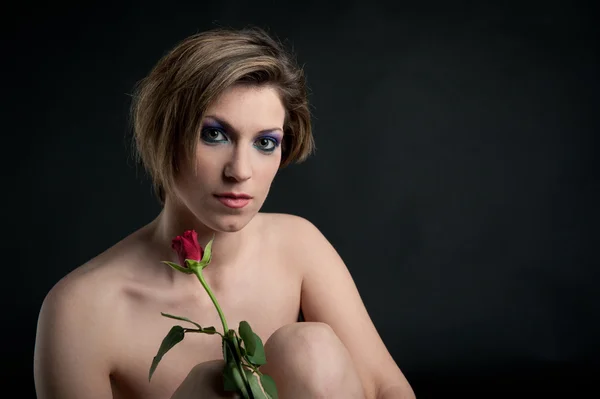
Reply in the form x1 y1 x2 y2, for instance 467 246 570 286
33 84 416 399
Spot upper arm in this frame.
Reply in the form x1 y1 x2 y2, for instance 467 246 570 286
290 216 414 399
34 276 114 399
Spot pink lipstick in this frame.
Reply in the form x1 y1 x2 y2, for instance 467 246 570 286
214 192 252 209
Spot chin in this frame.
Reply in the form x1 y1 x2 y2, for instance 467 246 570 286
211 213 256 233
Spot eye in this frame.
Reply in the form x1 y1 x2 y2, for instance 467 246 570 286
254 137 278 152
201 127 228 143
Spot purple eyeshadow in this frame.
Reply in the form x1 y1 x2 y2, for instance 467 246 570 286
203 120 225 129
202 116 282 145
261 132 283 145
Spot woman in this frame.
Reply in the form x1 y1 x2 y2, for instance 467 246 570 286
33 27 415 399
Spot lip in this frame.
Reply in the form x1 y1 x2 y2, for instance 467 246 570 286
214 193 252 209
215 192 253 199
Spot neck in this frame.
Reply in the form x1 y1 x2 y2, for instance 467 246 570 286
149 196 251 274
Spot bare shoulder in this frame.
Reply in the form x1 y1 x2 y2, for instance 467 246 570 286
258 212 323 243
40 229 144 319
34 229 147 398
262 213 416 398
35 254 121 364
256 212 330 273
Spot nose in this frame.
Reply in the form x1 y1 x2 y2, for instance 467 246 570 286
223 146 252 182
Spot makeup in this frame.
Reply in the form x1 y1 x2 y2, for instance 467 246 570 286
203 116 283 139
215 196 251 209
258 132 282 146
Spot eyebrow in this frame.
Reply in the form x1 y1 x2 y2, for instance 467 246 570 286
203 115 284 136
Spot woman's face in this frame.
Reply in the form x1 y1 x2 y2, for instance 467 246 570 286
172 84 285 232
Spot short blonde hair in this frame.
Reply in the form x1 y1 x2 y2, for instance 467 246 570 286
130 27 315 204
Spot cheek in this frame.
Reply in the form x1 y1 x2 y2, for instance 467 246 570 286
257 154 281 183
192 150 223 178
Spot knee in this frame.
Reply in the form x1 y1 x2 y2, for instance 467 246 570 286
263 322 349 394
265 321 339 360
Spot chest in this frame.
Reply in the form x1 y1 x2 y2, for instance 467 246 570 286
110 257 302 399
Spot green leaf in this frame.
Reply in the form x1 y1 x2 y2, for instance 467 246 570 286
149 325 185 381
160 312 202 330
246 332 266 366
161 261 193 274
202 326 217 334
228 362 251 399
245 368 268 399
260 374 279 399
222 329 238 365
222 348 251 399
226 329 237 339
222 362 238 392
222 340 228 364
199 235 214 269
239 321 256 356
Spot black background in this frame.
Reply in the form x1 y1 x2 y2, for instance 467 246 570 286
4 0 599 397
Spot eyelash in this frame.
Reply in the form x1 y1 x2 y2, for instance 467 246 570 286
200 127 279 153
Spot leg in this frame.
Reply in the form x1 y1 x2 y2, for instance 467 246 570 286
259 322 366 399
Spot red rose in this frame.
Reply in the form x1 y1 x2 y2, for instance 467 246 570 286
171 230 204 267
